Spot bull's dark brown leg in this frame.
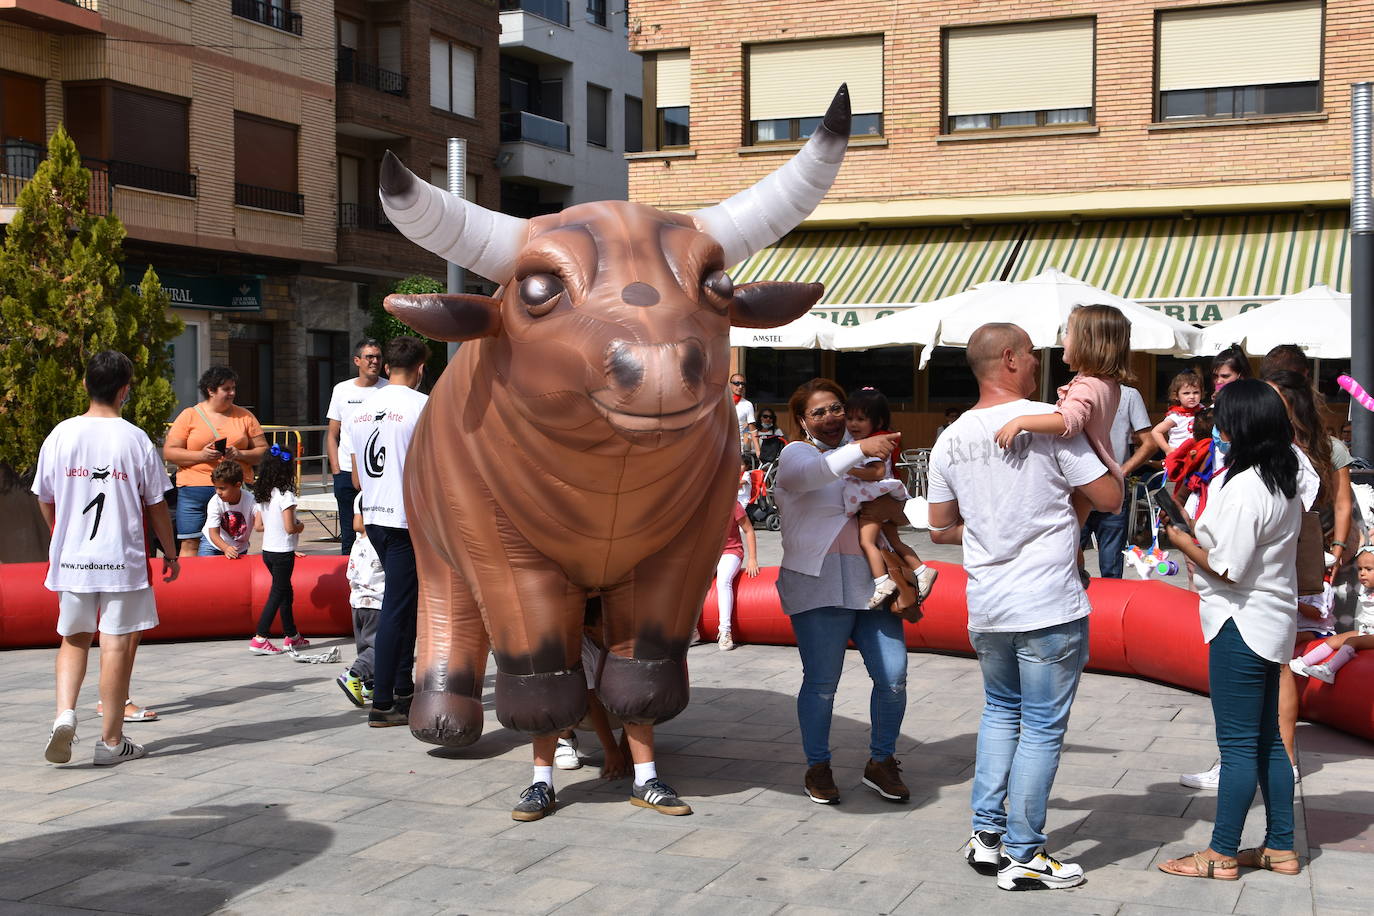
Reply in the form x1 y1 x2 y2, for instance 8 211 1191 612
409 531 488 747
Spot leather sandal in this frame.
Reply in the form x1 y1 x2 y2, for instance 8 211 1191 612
1236 847 1300 874
1157 851 1239 880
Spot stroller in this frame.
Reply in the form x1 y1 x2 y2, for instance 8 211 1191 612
744 462 781 531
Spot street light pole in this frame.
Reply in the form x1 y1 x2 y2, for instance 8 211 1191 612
1352 84 1373 460
446 138 467 362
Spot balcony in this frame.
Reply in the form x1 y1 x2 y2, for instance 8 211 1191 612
336 51 407 97
500 110 569 151
499 0 568 27
337 202 396 232
231 0 301 36
1 142 113 222
235 182 303 215
0 0 103 34
108 161 196 198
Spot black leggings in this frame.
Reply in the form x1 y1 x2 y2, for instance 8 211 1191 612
257 550 297 638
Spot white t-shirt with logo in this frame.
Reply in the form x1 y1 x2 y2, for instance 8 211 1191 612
347 384 429 529
203 490 258 555
927 400 1107 633
259 487 299 553
735 397 756 448
327 378 389 473
32 416 169 593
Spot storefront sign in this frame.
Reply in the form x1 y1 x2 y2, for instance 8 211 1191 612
811 298 1278 328
810 307 897 326
125 267 264 312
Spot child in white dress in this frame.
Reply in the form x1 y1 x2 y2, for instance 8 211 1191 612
1290 545 1374 684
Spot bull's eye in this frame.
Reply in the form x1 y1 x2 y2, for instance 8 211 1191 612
520 273 564 316
703 270 734 305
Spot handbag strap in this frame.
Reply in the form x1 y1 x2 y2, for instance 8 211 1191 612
192 405 220 439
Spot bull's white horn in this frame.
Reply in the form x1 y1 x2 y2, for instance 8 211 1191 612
378 151 528 284
693 84 851 269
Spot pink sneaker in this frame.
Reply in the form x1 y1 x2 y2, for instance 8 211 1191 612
249 636 283 655
283 635 311 651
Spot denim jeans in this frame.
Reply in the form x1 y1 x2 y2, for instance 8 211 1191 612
789 606 907 765
1208 618 1294 856
333 471 359 555
1081 503 1128 578
365 524 418 708
969 616 1089 862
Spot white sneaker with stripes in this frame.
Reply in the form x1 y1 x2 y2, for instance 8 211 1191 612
93 736 146 767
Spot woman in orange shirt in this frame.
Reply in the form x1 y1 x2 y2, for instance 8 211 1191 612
163 367 268 556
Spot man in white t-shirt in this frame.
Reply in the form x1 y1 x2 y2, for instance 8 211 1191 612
730 373 759 462
926 324 1119 891
327 338 388 554
348 336 429 727
32 351 180 768
1080 384 1153 578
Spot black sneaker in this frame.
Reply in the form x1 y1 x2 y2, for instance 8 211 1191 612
962 830 1003 875
630 778 693 815
394 690 414 715
368 704 409 728
511 782 556 822
997 849 1085 890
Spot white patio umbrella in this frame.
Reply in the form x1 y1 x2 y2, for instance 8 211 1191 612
831 282 1011 368
1192 284 1350 358
937 267 1202 355
730 313 838 349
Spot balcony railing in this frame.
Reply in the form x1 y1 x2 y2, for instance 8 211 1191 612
2 142 112 216
108 160 197 197
338 202 396 232
62 0 100 9
499 0 569 27
235 182 304 214
336 51 407 97
231 0 302 36
500 110 570 151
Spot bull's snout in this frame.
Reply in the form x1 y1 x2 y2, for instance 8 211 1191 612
603 338 707 415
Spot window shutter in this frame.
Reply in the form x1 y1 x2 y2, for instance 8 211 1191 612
450 45 475 117
655 50 690 108
336 18 359 50
946 18 1094 116
429 37 448 109
235 113 297 193
1158 1 1321 92
748 36 883 121
112 89 188 172
377 26 401 74
338 155 360 205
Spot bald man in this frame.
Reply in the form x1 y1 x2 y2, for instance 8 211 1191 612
927 323 1120 891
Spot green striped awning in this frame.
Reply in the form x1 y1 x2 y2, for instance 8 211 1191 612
732 210 1349 305
731 223 1023 304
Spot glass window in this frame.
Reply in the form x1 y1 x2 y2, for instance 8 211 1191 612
925 347 978 404
1159 82 1318 121
951 114 992 131
586 84 609 147
835 347 915 402
999 110 1037 127
430 38 476 117
743 349 822 405
624 95 643 153
658 105 689 148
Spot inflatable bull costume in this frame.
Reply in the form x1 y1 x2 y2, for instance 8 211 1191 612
378 86 853 747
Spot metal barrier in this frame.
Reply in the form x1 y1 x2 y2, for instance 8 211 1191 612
163 423 332 494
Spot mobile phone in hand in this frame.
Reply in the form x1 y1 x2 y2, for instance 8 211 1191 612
213 437 228 454
1157 489 1193 536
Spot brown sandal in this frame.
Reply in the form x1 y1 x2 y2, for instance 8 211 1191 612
1157 851 1239 880
1236 848 1300 875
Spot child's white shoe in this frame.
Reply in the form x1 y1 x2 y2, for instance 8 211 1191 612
1306 663 1336 685
1287 658 1311 677
867 576 899 609
915 567 939 602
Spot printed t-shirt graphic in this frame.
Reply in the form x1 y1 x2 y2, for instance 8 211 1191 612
327 378 389 474
347 384 429 529
204 491 258 554
32 416 169 593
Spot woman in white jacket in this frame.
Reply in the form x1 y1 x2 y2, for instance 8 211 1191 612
774 378 906 807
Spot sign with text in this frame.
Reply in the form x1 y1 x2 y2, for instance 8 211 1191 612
811 297 1278 330
125 267 264 312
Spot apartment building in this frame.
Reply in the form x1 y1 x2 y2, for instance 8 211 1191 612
498 0 642 215
626 0 1370 426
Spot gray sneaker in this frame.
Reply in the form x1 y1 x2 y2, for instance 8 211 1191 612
45 710 77 764
631 778 692 815
93 735 145 767
511 782 556 822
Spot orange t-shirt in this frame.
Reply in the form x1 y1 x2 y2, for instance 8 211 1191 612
167 405 265 485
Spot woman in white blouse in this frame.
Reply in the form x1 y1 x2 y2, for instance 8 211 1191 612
1159 379 1302 880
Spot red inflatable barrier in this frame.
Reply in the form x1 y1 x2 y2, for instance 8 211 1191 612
700 560 1374 742
0 557 351 649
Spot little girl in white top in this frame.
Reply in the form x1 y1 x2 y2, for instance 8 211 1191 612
1151 370 1204 456
248 446 308 656
1290 544 1374 684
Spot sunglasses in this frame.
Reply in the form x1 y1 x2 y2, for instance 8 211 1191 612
729 380 745 387
805 403 846 420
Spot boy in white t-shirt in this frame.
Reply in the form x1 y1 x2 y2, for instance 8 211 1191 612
32 351 180 767
201 459 258 558
338 495 383 706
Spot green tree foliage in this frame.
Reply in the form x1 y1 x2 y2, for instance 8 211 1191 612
0 126 182 485
366 274 449 381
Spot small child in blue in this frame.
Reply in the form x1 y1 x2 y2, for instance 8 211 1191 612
247 446 308 656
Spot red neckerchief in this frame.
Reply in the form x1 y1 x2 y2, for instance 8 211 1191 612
732 394 741 405
1168 405 1199 417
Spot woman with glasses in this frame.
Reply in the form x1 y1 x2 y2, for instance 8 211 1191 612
756 409 787 464
774 378 907 806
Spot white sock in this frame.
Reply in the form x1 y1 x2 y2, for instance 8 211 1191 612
873 574 891 587
533 765 553 788
913 564 930 576
634 761 657 785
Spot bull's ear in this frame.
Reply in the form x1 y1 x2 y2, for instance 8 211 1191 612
728 281 824 329
384 293 502 342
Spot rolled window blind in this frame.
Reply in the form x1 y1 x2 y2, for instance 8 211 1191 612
1159 1 1321 92
655 50 690 108
748 35 883 121
113 89 189 172
946 18 1094 117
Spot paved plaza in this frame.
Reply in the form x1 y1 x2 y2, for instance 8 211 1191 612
3 527 1373 915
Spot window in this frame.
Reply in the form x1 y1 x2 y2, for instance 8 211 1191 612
747 36 884 144
587 0 607 27
944 18 1094 132
652 50 689 148
624 95 643 153
234 113 301 214
430 37 476 118
586 84 609 147
1157 1 1321 122
57 84 193 196
1 71 45 149
429 166 478 202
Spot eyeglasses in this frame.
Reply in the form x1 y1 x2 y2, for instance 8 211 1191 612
805 403 846 420
760 414 775 421
729 380 744 387
359 354 381 361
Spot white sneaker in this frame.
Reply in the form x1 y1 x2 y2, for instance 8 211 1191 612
554 735 583 770
867 577 899 609
962 829 1002 875
93 735 145 767
997 849 1085 891
1180 763 1221 790
915 567 939 602
44 710 77 764
717 629 735 651
1293 763 1302 784
1306 662 1336 685
1288 657 1312 677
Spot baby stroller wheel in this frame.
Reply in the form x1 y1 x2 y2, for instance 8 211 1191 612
765 512 781 531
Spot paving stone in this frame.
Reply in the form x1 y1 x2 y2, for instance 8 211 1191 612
549 886 783 915
0 791 107 825
201 846 421 894
196 812 393 855
354 829 565 873
372 864 595 913
525 845 733 892
1233 874 1318 914
892 880 1120 914
663 826 863 870
29 868 238 916
221 886 442 915
703 860 918 912
0 859 92 901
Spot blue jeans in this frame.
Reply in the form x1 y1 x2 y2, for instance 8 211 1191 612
969 616 1089 862
1081 503 1128 578
174 485 215 541
365 524 417 708
789 606 907 765
1208 619 1294 856
333 471 359 555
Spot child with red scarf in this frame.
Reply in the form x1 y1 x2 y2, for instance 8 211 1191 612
1151 370 1204 456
